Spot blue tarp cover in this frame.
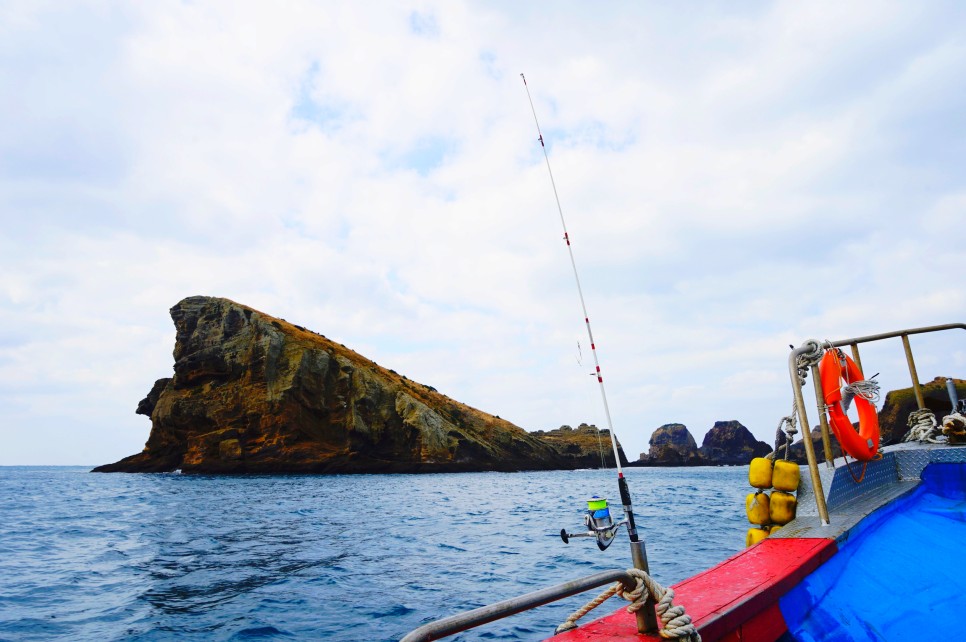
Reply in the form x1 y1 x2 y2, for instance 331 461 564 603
780 463 966 641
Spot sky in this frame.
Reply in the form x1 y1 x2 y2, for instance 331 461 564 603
1 1 964 466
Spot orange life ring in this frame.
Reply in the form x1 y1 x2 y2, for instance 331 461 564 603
818 350 880 461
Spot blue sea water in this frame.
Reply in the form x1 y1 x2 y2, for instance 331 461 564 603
0 466 748 641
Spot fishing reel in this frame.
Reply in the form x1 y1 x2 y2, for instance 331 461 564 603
560 496 628 551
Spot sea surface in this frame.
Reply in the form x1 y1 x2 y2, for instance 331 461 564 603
0 466 749 641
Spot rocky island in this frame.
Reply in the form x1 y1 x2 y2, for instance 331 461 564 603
95 296 625 474
633 421 771 466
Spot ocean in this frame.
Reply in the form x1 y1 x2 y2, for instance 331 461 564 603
0 466 749 641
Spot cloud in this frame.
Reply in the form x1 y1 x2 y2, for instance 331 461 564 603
1 1 964 465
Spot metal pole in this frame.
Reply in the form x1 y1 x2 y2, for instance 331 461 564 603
789 346 830 525
947 378 960 409
810 363 835 468
849 342 863 376
901 334 926 410
820 323 965 348
629 540 659 633
400 570 641 642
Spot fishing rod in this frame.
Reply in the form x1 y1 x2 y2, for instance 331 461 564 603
520 73 642 550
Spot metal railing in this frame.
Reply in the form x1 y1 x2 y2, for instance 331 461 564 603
399 569 639 642
788 322 966 524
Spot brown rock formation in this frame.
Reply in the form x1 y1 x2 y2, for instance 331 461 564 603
699 420 771 465
531 423 629 468
94 296 596 474
630 421 771 466
878 377 966 445
634 423 703 466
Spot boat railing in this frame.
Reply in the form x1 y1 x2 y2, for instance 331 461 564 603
788 322 966 525
399 569 639 642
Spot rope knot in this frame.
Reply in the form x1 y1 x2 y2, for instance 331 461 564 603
791 339 823 388
556 569 700 640
800 339 823 363
773 403 799 459
614 574 646 608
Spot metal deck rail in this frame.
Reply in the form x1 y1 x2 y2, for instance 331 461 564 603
788 322 965 524
399 569 639 642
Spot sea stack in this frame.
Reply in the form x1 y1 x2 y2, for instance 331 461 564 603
636 423 702 466
699 420 771 465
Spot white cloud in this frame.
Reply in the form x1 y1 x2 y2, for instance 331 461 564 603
1 1 965 465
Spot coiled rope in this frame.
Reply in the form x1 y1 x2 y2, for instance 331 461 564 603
904 408 943 443
843 378 880 404
796 340 824 386
555 568 701 640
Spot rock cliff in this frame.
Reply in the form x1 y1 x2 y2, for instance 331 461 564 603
631 421 770 466
94 296 617 474
635 423 703 466
531 424 630 468
699 420 772 465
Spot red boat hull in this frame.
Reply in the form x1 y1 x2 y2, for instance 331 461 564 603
548 538 836 642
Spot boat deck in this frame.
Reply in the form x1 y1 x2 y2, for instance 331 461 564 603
547 442 966 642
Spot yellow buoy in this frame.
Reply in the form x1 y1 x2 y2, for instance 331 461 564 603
746 491 770 525
769 525 782 535
746 527 769 547
773 460 800 492
749 457 773 489
769 491 797 525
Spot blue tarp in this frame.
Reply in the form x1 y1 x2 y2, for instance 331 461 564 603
780 463 966 641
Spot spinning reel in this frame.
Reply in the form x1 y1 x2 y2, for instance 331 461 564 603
560 496 628 551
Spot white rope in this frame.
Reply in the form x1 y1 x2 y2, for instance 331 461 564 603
772 403 799 460
843 379 880 404
903 408 943 444
794 340 823 387
555 568 701 640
